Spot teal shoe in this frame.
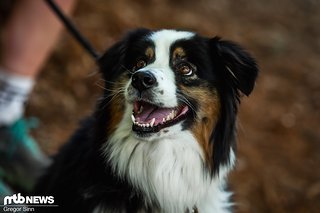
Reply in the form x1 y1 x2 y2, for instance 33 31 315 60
0 179 12 209
0 118 51 192
0 171 12 196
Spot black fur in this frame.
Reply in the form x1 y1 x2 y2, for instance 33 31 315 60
34 29 258 212
171 35 258 174
209 37 258 174
35 118 136 212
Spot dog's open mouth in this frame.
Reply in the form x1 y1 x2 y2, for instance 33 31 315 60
131 101 189 134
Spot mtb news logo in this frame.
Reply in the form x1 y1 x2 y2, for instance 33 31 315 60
2 193 57 212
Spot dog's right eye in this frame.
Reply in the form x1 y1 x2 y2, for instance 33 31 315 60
135 59 147 70
176 62 195 76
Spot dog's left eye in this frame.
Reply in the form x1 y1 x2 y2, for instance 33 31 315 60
135 59 147 70
177 63 194 76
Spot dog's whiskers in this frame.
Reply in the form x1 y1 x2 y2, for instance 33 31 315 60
96 79 119 86
176 93 197 114
95 81 110 91
100 87 126 110
120 64 135 75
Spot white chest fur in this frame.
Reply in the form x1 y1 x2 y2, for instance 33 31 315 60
103 110 233 213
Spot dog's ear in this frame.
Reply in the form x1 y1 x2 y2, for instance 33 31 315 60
209 37 258 96
208 37 258 175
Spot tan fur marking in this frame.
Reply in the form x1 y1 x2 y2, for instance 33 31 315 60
173 47 187 60
180 85 220 169
145 47 154 60
107 75 128 135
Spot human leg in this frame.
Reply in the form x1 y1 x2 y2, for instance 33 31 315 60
0 0 77 194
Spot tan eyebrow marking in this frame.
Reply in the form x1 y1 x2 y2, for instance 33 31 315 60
172 47 187 60
145 47 154 59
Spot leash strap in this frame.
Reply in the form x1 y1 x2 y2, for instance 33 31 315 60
45 0 100 60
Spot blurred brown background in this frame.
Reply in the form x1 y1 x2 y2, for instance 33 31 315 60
3 0 320 212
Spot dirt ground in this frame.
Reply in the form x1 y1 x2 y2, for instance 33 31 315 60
2 0 320 212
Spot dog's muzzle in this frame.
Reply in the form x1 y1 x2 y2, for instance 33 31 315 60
128 71 190 136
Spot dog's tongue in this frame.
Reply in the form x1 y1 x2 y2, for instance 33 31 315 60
134 101 172 124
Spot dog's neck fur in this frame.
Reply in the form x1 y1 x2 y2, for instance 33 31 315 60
103 108 234 213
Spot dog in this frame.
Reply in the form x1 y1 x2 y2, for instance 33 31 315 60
35 29 258 213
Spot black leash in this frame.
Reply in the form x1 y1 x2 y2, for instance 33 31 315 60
45 0 100 60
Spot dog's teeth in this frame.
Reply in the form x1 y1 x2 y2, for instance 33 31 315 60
138 106 143 114
170 111 175 119
162 118 165 123
131 115 135 123
150 118 155 127
145 123 150 127
170 110 176 119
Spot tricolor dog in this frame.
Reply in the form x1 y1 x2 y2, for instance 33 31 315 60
36 29 258 213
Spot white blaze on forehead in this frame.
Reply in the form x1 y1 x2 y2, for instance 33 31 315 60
135 30 195 107
148 30 195 67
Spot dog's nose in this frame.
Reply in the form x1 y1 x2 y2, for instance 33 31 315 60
131 71 156 92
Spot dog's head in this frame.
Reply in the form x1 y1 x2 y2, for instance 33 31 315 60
97 29 258 174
